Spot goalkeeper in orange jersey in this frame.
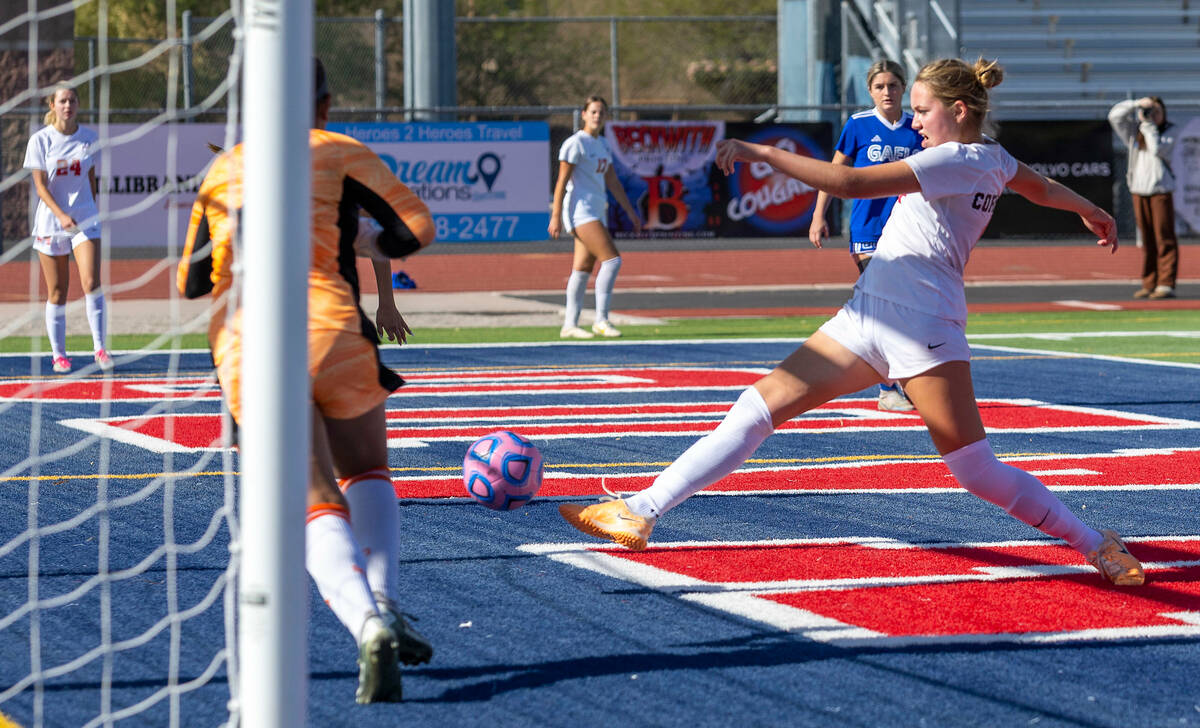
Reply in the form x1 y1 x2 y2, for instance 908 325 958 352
178 59 434 704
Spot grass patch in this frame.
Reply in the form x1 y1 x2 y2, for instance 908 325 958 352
3 309 1197 362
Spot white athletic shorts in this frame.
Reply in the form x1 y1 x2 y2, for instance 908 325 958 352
849 240 878 256
562 193 606 233
33 226 99 257
818 289 971 381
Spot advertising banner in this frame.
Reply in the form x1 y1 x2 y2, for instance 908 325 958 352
604 121 724 237
602 121 833 238
715 122 833 238
985 120 1113 237
98 123 229 248
1170 115 1200 233
330 121 550 242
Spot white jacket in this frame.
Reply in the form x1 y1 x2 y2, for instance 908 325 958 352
1108 99 1175 196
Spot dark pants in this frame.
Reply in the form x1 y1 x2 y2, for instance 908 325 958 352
1132 192 1179 290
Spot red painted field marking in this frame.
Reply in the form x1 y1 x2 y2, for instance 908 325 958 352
520 536 1200 646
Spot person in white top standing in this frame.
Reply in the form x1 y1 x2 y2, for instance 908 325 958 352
23 83 112 373
1108 96 1177 299
560 58 1146 588
548 95 642 339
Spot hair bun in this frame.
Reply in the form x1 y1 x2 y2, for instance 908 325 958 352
974 58 1004 90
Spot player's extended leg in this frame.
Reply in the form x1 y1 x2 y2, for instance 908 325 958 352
72 239 112 371
561 238 597 338
309 405 403 703
573 220 622 337
38 252 71 372
560 330 883 549
326 403 432 666
902 362 1144 585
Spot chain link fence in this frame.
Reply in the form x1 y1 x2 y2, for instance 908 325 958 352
2 11 780 247
51 12 781 122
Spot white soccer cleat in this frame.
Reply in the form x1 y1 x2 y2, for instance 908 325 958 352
877 386 914 411
94 348 114 372
591 320 622 338
560 325 595 339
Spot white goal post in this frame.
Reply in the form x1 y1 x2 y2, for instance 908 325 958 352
0 1 312 725
239 1 312 726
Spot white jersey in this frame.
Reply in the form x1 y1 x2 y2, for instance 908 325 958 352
559 130 611 204
858 140 1018 321
23 124 100 239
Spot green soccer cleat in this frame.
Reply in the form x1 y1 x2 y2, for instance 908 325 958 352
355 618 403 704
375 593 433 666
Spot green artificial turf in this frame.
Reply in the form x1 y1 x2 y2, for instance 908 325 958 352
3 309 1197 362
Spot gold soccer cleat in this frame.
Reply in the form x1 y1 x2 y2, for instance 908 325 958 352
1087 529 1145 586
559 499 656 551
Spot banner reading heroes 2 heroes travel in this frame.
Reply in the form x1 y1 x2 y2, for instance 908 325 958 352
329 121 551 242
602 121 833 238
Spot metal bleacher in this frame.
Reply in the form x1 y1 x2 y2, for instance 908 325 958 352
959 0 1200 119
848 0 1200 120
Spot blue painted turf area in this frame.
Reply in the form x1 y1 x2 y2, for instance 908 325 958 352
0 340 1197 727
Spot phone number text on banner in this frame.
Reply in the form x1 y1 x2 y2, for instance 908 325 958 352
329 122 551 242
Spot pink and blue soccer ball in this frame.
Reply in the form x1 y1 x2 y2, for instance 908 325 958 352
462 431 544 510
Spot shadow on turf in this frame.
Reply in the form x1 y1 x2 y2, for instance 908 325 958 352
396 633 1195 709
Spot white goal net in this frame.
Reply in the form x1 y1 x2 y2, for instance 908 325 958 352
0 2 306 725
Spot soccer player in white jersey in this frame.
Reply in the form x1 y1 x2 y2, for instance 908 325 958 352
24 83 113 374
810 59 925 412
561 58 1145 588
548 95 642 339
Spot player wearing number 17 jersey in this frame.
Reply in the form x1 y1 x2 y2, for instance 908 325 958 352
178 59 436 704
548 95 642 339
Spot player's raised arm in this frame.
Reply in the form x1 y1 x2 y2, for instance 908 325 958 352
1006 162 1117 253
715 139 920 200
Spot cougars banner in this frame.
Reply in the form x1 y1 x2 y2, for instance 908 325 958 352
330 122 551 242
604 121 724 237
714 122 833 237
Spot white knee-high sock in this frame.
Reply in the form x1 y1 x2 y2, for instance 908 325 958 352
594 256 622 323
84 290 106 351
943 439 1102 554
339 468 399 604
626 387 775 518
564 270 589 328
306 504 380 641
45 302 66 358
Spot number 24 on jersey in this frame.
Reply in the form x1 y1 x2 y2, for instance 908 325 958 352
55 159 83 177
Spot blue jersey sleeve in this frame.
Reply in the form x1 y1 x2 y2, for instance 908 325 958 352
835 117 861 158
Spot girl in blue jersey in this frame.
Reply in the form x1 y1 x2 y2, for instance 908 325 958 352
561 58 1144 589
548 95 642 339
811 60 925 411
